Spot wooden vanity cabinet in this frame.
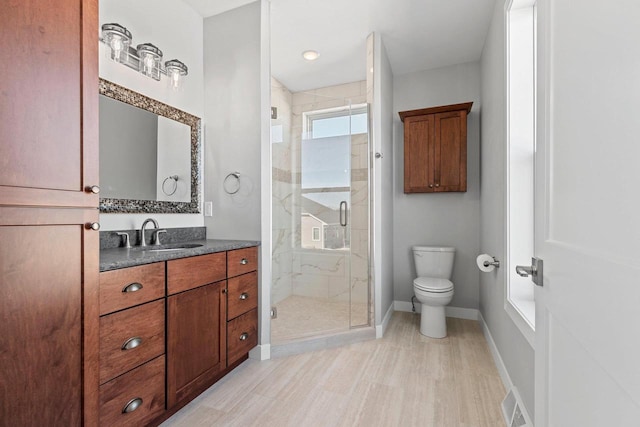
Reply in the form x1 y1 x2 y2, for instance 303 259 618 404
98 267 167 426
399 102 472 193
166 253 228 409
226 248 259 366
97 246 259 424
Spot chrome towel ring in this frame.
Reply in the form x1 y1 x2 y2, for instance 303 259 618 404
223 172 241 194
162 175 179 196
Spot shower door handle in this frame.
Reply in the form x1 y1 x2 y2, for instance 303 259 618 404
339 201 348 227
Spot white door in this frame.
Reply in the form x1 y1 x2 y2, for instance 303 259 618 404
534 0 640 425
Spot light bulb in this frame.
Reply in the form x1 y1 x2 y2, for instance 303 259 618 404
170 70 181 90
110 36 123 62
142 54 155 76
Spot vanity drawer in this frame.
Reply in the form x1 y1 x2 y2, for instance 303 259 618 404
227 246 258 278
227 308 258 365
99 300 165 384
167 252 226 295
227 271 258 320
99 263 165 315
99 355 165 427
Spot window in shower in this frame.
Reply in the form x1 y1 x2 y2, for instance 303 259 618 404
300 105 367 251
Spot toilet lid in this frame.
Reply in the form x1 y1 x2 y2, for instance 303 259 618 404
414 277 454 292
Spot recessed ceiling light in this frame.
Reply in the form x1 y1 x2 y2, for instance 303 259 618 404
302 50 320 61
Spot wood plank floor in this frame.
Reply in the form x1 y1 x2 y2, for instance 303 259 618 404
161 312 506 427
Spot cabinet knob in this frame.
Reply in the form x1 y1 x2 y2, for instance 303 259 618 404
239 292 249 300
87 222 100 231
435 184 440 188
121 337 143 351
240 258 248 265
122 397 143 414
239 332 249 341
429 184 434 188
122 282 143 293
86 185 100 194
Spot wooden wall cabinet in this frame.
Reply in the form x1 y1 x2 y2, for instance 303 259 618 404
0 0 100 425
399 102 473 193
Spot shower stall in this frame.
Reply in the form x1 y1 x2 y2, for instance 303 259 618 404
270 77 372 344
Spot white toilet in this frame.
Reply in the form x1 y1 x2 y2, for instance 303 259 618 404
412 246 455 338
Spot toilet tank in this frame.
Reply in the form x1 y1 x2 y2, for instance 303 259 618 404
412 246 455 279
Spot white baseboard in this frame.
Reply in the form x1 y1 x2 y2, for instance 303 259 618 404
393 300 479 321
376 303 394 338
478 312 513 391
249 344 270 361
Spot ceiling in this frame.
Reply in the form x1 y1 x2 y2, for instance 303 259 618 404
183 0 495 93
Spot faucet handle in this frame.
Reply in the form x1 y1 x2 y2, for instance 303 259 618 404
115 232 131 248
153 229 167 246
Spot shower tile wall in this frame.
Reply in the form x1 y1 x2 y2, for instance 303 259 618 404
272 79 369 323
271 77 294 305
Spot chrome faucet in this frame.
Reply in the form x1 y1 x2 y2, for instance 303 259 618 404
139 218 159 247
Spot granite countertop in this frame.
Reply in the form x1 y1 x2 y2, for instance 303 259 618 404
100 239 260 272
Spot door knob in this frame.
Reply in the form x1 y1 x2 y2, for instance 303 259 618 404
515 257 544 287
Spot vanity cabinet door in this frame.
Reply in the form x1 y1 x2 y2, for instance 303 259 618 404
167 280 227 408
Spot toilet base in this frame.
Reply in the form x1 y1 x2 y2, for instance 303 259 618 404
419 305 447 338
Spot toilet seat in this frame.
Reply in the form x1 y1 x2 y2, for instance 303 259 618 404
413 277 454 293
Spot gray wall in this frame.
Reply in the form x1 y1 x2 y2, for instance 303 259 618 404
392 62 481 309
479 0 534 417
376 35 395 323
203 2 262 240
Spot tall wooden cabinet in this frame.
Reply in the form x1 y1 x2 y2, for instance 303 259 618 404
0 0 99 425
399 102 472 193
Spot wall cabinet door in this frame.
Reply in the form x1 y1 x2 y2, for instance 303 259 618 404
0 0 99 208
167 281 227 408
0 208 99 426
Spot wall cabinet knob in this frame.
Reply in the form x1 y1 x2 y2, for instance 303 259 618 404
86 185 100 194
240 258 248 265
121 337 143 351
239 332 249 341
122 282 143 293
122 398 143 414
87 222 100 231
239 292 249 300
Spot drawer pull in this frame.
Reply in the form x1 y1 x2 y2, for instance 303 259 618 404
239 292 249 300
122 397 143 414
122 282 143 293
121 337 143 351
240 258 248 265
239 332 249 341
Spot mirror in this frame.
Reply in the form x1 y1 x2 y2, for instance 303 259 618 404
99 78 201 213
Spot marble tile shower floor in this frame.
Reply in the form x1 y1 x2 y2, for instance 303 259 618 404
271 295 369 343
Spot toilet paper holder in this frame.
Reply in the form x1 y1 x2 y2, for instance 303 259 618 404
483 257 500 268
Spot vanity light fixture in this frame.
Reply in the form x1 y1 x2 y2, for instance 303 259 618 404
100 23 188 89
302 50 320 61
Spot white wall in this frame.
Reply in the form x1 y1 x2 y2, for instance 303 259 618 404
203 2 262 241
479 0 534 417
99 0 204 230
372 33 395 329
392 62 481 310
